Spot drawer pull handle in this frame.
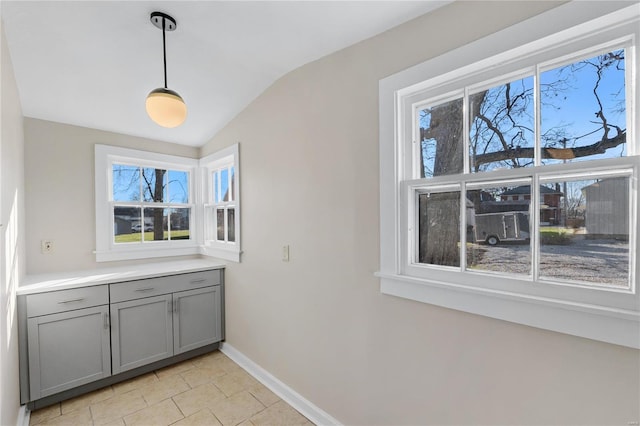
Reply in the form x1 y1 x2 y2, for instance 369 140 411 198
189 279 207 284
58 298 85 304
135 287 155 292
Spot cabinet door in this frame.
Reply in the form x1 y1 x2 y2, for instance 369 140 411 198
111 294 173 374
28 305 111 399
173 286 221 355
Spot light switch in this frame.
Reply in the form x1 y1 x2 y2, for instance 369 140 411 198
282 245 290 262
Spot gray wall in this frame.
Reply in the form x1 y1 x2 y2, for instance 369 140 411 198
24 118 200 275
201 1 640 424
1 19 25 426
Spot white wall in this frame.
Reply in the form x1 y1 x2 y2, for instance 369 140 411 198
1 18 25 426
202 1 640 424
24 118 200 275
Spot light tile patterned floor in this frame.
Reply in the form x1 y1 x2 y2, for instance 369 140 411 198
29 351 314 426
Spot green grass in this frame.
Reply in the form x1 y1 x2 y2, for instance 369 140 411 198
115 230 190 243
540 228 572 245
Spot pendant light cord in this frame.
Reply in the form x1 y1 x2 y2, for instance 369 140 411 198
162 17 167 89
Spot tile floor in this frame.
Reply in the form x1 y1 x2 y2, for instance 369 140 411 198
28 351 314 426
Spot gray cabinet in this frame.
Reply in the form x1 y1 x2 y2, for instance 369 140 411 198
110 270 223 374
110 294 173 374
174 286 222 354
26 287 111 399
19 267 224 406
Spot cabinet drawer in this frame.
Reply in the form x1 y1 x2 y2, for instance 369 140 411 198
26 286 109 318
110 270 221 303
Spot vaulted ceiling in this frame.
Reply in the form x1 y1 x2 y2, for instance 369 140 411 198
1 1 451 146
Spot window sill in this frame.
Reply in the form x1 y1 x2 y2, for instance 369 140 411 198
200 245 241 262
95 245 200 262
375 272 640 349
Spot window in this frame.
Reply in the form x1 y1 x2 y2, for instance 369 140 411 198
112 165 191 243
378 4 639 348
95 145 199 262
201 143 241 262
96 144 241 262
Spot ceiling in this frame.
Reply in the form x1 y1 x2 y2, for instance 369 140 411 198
1 1 451 147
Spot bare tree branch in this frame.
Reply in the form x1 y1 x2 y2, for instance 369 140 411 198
473 131 625 167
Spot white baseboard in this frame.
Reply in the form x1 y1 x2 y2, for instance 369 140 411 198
16 405 29 426
220 343 341 426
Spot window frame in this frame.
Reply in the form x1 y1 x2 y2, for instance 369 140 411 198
95 145 200 262
200 143 241 262
378 3 640 349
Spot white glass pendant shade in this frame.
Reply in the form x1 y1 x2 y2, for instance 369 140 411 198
146 87 187 128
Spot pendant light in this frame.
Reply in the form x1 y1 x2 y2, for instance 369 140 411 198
146 11 187 128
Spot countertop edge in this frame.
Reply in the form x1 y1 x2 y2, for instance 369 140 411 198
18 259 226 296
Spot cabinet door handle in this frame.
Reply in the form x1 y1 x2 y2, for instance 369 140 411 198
173 300 179 314
58 297 85 304
189 278 207 285
135 287 155 292
103 312 110 330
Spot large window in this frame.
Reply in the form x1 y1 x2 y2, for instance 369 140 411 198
411 48 632 288
379 4 639 348
95 144 241 262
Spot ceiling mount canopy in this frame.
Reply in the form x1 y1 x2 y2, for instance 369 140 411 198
145 11 187 128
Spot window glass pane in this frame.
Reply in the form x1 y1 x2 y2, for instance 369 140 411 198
142 168 167 202
167 170 189 203
213 171 219 203
168 208 190 240
467 183 531 275
220 168 230 202
418 191 460 267
216 209 225 241
418 98 464 178
112 165 140 202
114 207 141 243
142 207 167 241
469 76 534 172
227 208 235 242
229 166 235 202
539 176 630 287
540 49 626 164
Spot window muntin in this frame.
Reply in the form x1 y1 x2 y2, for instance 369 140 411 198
111 164 192 244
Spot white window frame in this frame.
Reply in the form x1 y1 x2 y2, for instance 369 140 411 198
95 145 200 262
200 143 241 262
378 3 640 349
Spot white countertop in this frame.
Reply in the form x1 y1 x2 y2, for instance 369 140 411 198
18 259 225 296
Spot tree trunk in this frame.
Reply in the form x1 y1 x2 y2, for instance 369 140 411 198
153 169 165 241
419 100 463 266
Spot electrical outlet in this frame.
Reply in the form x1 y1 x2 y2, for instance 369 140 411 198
282 245 290 262
41 240 53 254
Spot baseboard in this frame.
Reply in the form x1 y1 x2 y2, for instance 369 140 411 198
16 405 29 426
220 343 341 426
